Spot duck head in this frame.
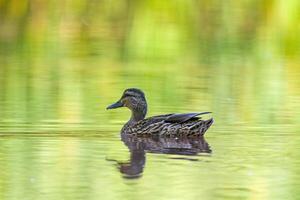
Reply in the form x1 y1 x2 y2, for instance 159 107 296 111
107 88 147 122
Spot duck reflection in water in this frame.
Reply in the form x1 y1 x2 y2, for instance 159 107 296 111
110 134 211 179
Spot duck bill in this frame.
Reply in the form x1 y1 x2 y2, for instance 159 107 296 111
106 101 123 110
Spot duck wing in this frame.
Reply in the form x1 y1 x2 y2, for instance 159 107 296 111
165 112 211 123
129 112 213 136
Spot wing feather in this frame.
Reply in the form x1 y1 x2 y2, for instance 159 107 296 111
165 112 211 123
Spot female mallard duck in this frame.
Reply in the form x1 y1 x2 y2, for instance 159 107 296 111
107 88 213 137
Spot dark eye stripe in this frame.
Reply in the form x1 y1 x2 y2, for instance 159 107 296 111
124 93 135 97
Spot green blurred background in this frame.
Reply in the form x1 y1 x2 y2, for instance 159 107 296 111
0 0 299 131
0 1 300 200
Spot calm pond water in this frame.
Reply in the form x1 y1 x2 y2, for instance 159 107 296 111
1 1 300 200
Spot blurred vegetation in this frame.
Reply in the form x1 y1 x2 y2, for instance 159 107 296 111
0 0 299 131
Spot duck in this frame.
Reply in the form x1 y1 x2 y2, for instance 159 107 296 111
106 88 213 137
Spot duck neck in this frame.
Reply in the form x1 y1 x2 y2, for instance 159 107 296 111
129 103 147 123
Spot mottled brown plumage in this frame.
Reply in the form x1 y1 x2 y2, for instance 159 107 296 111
107 88 213 136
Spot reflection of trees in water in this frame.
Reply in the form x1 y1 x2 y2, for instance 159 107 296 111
108 134 211 179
